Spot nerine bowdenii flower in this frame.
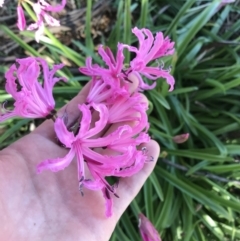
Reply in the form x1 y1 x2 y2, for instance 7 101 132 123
79 27 175 93
123 27 175 91
28 0 66 42
0 57 66 122
14 0 66 42
37 102 150 216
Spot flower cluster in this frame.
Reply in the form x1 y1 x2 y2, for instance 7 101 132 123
1 27 175 217
1 0 66 42
0 57 66 121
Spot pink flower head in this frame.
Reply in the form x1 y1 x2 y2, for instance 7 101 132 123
27 0 66 42
139 213 162 241
79 43 127 88
37 103 109 177
37 102 150 216
123 27 175 91
17 5 26 31
0 57 66 122
172 133 189 144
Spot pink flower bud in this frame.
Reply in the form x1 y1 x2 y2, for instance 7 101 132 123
139 213 161 241
172 133 189 144
17 5 26 30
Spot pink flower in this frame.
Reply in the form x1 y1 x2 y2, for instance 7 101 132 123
79 43 126 88
37 103 109 177
79 27 175 91
0 57 66 122
37 102 150 216
123 27 175 91
27 0 66 42
139 213 162 241
17 5 26 31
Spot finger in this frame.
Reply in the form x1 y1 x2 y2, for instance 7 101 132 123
112 140 160 219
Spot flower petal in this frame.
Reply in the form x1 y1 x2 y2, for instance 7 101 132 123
77 104 91 136
40 0 66 12
54 117 75 147
80 103 109 139
17 5 26 31
37 148 75 173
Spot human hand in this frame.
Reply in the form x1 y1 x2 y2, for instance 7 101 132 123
0 79 160 241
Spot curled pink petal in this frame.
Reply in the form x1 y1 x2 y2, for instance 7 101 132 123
78 103 109 139
37 148 75 173
54 118 75 148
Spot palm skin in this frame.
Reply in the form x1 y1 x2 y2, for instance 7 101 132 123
0 82 160 241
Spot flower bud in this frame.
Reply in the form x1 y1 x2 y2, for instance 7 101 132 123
139 213 161 241
173 133 189 144
17 5 26 30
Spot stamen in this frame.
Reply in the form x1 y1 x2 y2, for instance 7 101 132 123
114 193 120 198
122 69 133 83
79 185 84 196
145 156 154 163
141 146 147 154
69 113 82 135
167 65 172 73
45 109 57 120
156 59 164 69
105 188 111 199
62 107 68 125
1 101 11 114
79 176 85 196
